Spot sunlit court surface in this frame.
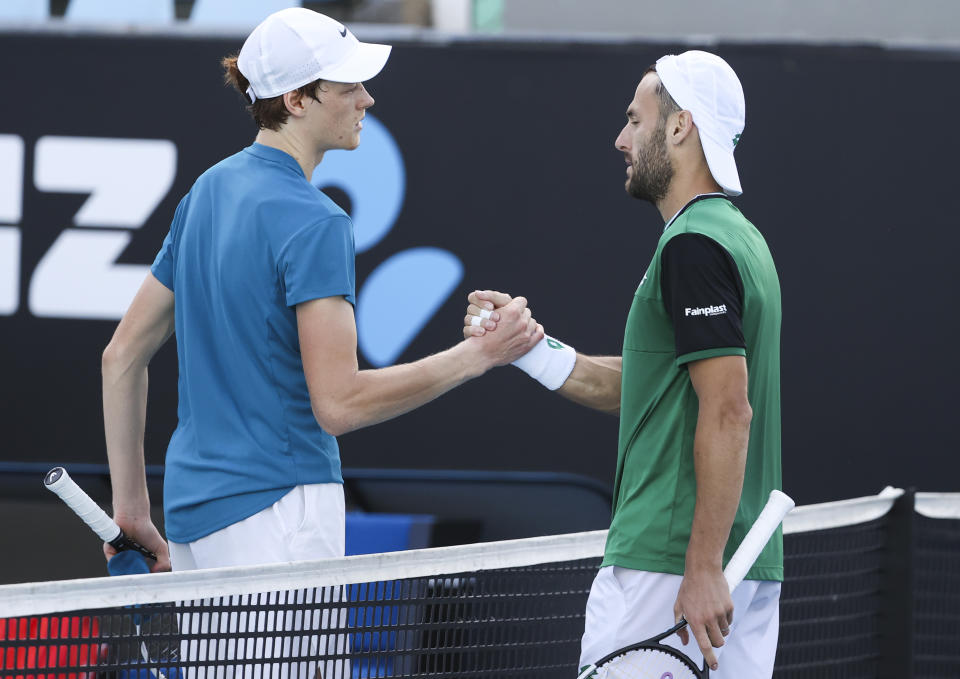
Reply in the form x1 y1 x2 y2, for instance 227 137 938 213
1 1 959 678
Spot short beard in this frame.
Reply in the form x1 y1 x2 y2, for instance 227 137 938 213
626 123 674 204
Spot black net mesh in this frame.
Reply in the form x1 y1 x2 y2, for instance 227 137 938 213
914 515 960 677
0 558 600 679
773 517 888 678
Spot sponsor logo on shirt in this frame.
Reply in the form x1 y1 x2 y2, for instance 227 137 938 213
685 304 728 317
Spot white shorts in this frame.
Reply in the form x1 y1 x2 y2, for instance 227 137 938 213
579 566 781 678
168 484 348 679
168 483 346 569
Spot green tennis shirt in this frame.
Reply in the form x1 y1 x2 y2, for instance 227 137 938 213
602 196 783 581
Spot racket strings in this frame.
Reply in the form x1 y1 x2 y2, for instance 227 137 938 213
599 647 699 679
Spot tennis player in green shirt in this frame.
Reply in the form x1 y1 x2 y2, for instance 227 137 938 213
464 50 783 677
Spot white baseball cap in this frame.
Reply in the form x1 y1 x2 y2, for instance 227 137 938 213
237 8 391 102
655 50 745 196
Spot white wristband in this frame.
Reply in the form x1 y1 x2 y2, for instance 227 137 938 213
511 335 576 390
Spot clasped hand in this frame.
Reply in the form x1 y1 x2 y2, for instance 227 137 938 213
461 290 542 366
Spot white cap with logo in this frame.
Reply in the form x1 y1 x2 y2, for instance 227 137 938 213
655 50 745 196
237 8 392 103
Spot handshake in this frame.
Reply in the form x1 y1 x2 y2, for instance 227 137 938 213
461 290 576 391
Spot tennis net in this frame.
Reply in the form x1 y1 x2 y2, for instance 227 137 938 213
1 489 958 678
0 532 605 679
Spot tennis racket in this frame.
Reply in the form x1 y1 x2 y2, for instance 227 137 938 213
43 466 157 561
577 489 795 679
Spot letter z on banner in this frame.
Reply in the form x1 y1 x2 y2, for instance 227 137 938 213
29 136 177 320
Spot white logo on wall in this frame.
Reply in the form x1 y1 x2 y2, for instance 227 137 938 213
0 134 176 319
0 120 462 367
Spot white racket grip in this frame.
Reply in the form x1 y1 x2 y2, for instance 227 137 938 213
723 489 794 593
44 467 121 543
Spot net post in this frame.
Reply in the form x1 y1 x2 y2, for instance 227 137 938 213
878 487 915 679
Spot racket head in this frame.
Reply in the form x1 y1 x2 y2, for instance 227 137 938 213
595 644 703 679
590 621 706 679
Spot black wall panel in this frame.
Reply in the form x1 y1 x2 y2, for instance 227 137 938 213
0 34 956 506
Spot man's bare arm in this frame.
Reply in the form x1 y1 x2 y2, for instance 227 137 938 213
299 295 543 437
102 273 175 571
556 355 622 414
673 354 751 670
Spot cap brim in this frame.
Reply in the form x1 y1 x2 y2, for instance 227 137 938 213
320 42 392 83
700 132 742 196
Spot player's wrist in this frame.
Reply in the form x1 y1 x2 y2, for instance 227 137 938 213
457 338 496 378
512 335 576 390
684 545 725 573
111 501 152 521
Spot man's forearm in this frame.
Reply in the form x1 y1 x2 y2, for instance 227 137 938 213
685 404 750 570
303 294 542 436
313 340 487 436
102 357 151 517
556 355 622 414
100 274 175 518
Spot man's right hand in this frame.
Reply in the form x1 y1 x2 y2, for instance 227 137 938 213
463 289 517 339
464 295 543 368
104 514 171 573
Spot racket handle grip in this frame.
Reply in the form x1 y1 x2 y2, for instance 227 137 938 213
723 489 795 593
44 466 159 561
44 466 122 543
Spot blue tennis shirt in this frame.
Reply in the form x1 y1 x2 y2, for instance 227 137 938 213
151 143 355 543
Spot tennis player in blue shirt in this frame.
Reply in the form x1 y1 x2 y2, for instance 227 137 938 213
101 8 541 577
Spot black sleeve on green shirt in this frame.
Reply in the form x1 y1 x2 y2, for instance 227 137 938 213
660 233 745 359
